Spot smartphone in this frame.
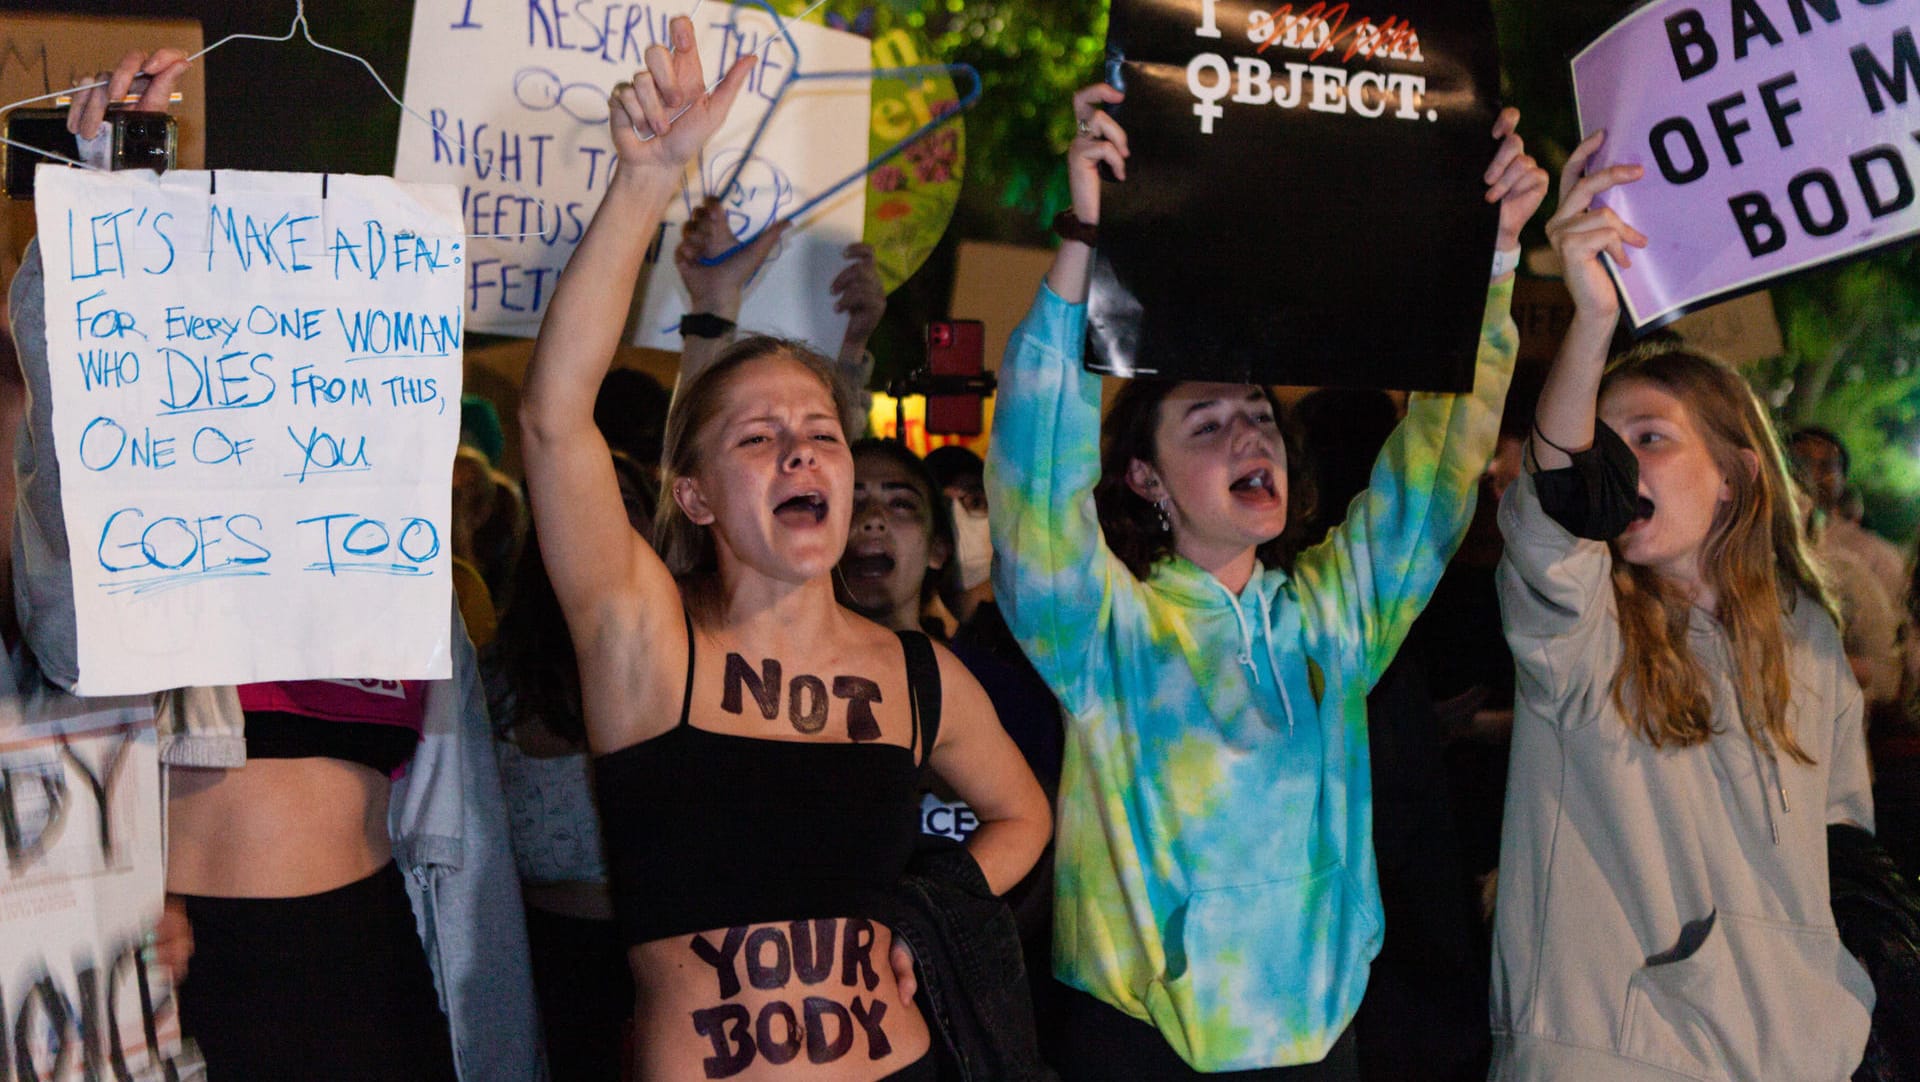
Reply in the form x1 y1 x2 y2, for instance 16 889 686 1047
4 108 177 200
926 319 985 436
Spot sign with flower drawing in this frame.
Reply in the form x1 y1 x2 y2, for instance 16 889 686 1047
860 26 965 293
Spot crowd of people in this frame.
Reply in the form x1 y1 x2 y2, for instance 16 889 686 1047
7 24 1920 1082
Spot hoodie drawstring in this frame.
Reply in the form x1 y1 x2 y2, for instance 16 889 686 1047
1740 723 1792 846
1215 579 1299 733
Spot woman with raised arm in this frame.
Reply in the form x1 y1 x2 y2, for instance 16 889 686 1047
1489 134 1874 1080
987 82 1545 1078
516 19 1049 1081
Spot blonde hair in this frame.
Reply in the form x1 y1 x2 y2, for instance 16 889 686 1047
653 337 857 589
1602 348 1834 765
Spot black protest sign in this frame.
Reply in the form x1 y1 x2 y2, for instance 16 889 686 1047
1088 0 1502 391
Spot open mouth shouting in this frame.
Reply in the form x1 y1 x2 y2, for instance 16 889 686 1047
773 490 830 527
1623 494 1655 532
841 549 897 582
1229 466 1282 509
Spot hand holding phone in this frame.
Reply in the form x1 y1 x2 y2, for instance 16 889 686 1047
4 47 188 200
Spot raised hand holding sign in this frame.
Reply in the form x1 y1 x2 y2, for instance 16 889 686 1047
1086 0 1504 390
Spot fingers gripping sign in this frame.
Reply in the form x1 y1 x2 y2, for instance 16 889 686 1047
1067 83 1130 229
1484 106 1551 255
1547 130 1649 319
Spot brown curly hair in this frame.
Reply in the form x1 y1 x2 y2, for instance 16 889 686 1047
1092 380 1316 581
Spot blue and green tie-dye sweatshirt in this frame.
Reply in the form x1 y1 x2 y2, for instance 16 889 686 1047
986 279 1517 1071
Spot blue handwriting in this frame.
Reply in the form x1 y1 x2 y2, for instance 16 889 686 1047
381 376 440 409
96 508 271 575
206 207 318 274
462 186 584 246
77 349 139 392
285 426 373 483
63 206 173 280
297 513 439 576
290 366 373 408
74 291 145 342
526 0 671 65
427 111 553 185
336 307 461 359
512 68 607 125
78 417 172 472
330 222 462 280
466 258 558 314
158 348 276 415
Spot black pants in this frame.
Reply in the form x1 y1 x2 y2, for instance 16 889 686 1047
1055 984 1359 1081
525 905 632 1081
177 862 456 1082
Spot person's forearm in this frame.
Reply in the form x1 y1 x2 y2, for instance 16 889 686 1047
676 329 735 396
1529 310 1614 472
524 168 680 437
1047 240 1093 305
963 818 1048 895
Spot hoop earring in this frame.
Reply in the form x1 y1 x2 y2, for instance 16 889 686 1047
1155 499 1172 534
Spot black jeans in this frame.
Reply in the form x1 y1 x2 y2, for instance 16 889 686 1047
1054 984 1360 1081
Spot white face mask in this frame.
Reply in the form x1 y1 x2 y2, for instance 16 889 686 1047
950 498 993 590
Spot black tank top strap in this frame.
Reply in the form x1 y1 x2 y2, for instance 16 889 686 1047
895 630 941 767
677 607 697 729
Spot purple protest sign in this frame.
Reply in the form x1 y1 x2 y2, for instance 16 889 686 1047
1572 2 1919 331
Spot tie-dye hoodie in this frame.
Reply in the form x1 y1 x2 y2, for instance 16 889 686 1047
987 279 1516 1071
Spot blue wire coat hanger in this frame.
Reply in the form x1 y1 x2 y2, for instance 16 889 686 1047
692 0 981 266
697 62 981 266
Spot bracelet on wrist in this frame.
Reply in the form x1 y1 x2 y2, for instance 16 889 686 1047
1052 209 1099 247
1491 246 1522 280
678 312 737 339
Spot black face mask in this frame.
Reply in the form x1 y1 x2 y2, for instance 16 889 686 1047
1532 419 1642 541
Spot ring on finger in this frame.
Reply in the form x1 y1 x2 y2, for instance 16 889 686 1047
1076 117 1092 138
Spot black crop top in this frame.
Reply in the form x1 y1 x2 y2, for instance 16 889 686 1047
244 710 421 776
594 617 942 946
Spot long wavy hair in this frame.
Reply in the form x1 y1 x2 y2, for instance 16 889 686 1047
1602 348 1834 764
654 336 858 591
1093 380 1314 581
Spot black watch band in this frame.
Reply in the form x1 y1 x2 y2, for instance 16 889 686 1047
1051 209 1099 247
678 312 737 339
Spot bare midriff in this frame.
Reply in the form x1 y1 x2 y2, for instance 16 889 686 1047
630 917 930 1081
167 759 390 897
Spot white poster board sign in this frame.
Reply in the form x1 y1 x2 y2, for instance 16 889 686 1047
395 0 871 353
33 168 462 696
0 694 194 1079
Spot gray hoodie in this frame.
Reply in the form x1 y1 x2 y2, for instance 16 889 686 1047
1490 471 1874 1081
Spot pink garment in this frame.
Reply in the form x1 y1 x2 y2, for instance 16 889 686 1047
237 680 428 732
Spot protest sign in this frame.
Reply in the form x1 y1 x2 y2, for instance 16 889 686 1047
1088 0 1501 390
33 167 462 696
394 1 870 353
1573 1 1920 330
860 27 966 292
0 693 196 1080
